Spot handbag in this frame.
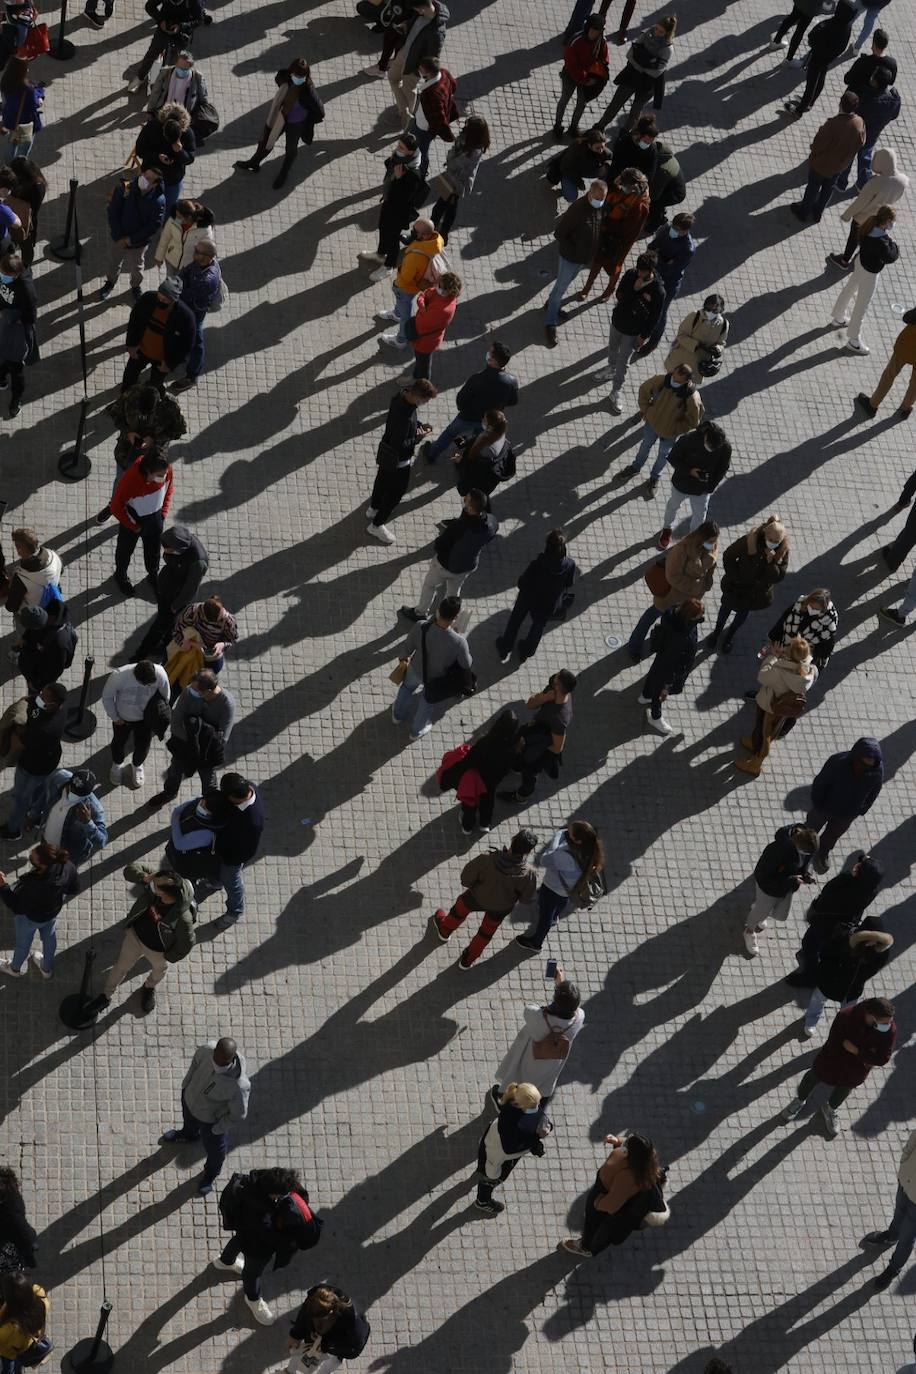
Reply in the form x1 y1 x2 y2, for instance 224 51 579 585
644 560 670 597
430 171 458 200
192 98 220 139
208 275 229 313
16 22 48 58
388 656 411 685
531 1010 572 1061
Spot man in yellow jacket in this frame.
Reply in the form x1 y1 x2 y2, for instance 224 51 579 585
378 218 444 351
626 363 705 495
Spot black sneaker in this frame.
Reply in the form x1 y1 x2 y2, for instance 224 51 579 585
514 935 541 953
95 504 111 524
0 825 21 840
497 790 526 804
855 392 877 418
114 572 135 596
140 986 156 1013
98 280 114 301
863 1230 895 1247
545 324 558 348
873 1264 899 1292
398 605 424 622
8 400 20 419
474 1197 505 1216
878 606 907 627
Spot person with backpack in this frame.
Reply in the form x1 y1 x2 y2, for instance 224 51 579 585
451 409 514 497
165 790 229 884
37 768 107 867
786 851 884 988
287 1285 370 1374
805 737 884 872
515 820 605 952
655 420 731 549
781 996 896 1137
474 1082 552 1217
625 363 704 494
161 1037 250 1196
640 596 704 736
87 862 196 1016
742 823 818 958
358 133 427 283
801 921 893 1036
496 529 578 665
663 294 728 382
735 636 818 776
4 527 61 617
0 1273 49 1371
215 1167 322 1326
560 1130 669 1258
0 840 79 982
432 828 538 967
376 217 444 351
13 601 76 693
492 967 584 1105
437 709 524 835
391 595 472 742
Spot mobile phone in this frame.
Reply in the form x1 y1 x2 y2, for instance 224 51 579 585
545 959 557 980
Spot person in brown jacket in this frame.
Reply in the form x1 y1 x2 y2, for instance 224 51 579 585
545 179 608 345
432 829 538 967
735 635 817 775
856 307 916 418
627 521 718 657
791 92 865 225
625 364 704 493
707 516 789 653
576 168 650 301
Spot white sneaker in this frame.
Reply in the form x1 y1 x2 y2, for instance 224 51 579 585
212 1255 244 1275
786 55 805 66
410 723 433 740
829 316 848 329
380 332 408 349
369 265 391 283
358 250 385 263
109 763 123 786
637 694 651 705
244 1295 275 1325
780 1096 804 1122
127 763 144 790
375 310 398 322
743 927 759 957
801 1023 815 1038
646 711 672 734
29 953 51 980
364 63 386 76
127 75 145 93
0 959 25 978
847 339 870 355
821 1102 840 1138
608 391 623 416
367 521 395 544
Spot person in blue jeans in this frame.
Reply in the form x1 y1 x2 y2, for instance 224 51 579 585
214 774 264 931
0 683 68 841
161 1037 250 1196
865 1128 916 1291
421 341 519 463
626 363 704 492
515 821 604 951
852 0 887 52
392 595 471 741
0 840 79 982
545 180 607 346
639 211 696 356
171 239 221 392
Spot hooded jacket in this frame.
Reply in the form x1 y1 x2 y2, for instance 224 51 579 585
433 508 498 574
394 232 444 294
179 258 221 313
516 550 577 619
813 921 892 1003
637 371 704 439
157 527 209 612
805 867 883 932
459 848 537 911
841 147 909 225
858 226 899 274
0 855 79 921
807 1 856 65
720 526 788 611
611 267 665 336
843 51 897 93
222 1173 319 1268
563 31 610 86
102 663 170 722
39 769 108 865
107 177 167 249
122 861 196 962
813 1001 895 1088
810 737 884 818
18 603 76 691
856 84 901 143
403 0 448 74
754 825 811 898
182 1040 250 1131
668 427 731 496
416 67 458 139
6 547 62 614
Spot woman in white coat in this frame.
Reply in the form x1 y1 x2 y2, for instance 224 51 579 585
154 200 215 274
491 968 584 1106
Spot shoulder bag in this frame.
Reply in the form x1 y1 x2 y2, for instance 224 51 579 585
644 560 670 597
531 1009 572 1061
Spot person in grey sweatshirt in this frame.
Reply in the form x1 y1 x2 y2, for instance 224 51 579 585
153 670 236 803
391 594 471 740
161 1037 250 1196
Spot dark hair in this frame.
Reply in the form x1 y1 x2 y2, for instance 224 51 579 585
702 293 725 312
0 58 29 96
437 595 461 622
635 250 657 272
201 789 231 824
462 115 491 152
0 1274 45 1338
840 89 860 112
175 197 196 219
163 119 182 142
0 252 22 277
490 339 511 366
134 659 158 685
406 378 437 400
635 113 657 137
863 996 894 1019
679 597 705 623
137 385 160 410
0 1167 21 1204
624 1132 661 1189
139 448 169 478
873 26 888 47
482 709 519 745
192 670 218 692
202 595 225 622
10 158 46 191
510 828 538 856
870 64 893 89
568 819 603 880
551 979 581 1018
33 840 70 868
545 528 567 559
305 1286 350 1322
464 488 487 514
288 57 310 78
0 168 16 191
672 210 695 231
220 773 253 800
695 519 719 543
42 682 68 707
398 131 418 151
852 852 884 891
255 1166 302 1196
556 669 578 693
700 420 726 449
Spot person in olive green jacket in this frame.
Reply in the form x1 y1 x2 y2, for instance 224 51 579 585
626 364 704 493
89 862 196 1015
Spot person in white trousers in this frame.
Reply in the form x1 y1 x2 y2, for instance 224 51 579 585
830 205 899 354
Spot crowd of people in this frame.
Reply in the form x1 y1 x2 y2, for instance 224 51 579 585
0 0 908 1367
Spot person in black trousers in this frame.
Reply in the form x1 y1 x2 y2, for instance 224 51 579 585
881 475 916 570
421 340 520 463
215 1167 322 1326
439 709 524 834
785 0 856 116
496 529 577 663
358 134 427 281
0 1168 36 1270
640 597 704 736
786 852 883 987
474 1082 552 1217
121 278 196 392
214 773 264 931
366 380 436 546
135 524 209 658
129 0 203 91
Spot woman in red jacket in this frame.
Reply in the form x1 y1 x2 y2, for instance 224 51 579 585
407 56 458 180
111 446 174 596
408 271 462 382
781 996 896 1138
555 15 610 139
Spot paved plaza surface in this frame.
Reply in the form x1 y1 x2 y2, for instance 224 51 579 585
0 0 914 1369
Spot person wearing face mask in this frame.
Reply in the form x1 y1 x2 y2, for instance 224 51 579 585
86 862 196 1017
164 788 229 883
663 293 728 380
100 167 166 303
154 198 215 275
627 520 717 659
110 446 174 596
102 660 170 790
121 276 196 393
233 59 325 191
600 248 664 413
626 362 704 492
545 178 607 346
598 16 675 130
386 0 449 127
707 516 789 654
135 103 196 216
377 217 444 350
0 841 79 982
0 683 68 842
606 113 658 182
154 670 236 803
786 850 883 989
765 588 839 676
736 634 817 776
474 1082 552 1217
170 238 221 392
37 768 107 867
420 339 518 463
0 251 34 419
214 1167 322 1326
804 738 884 873
576 168 649 304
555 15 610 140
287 1285 370 1374
428 114 490 245
547 125 608 205
135 524 208 659
514 820 605 952
656 420 731 548
146 51 212 140
638 596 704 735
102 383 186 527
801 922 892 1037
366 379 436 544
781 996 896 1138
161 1038 250 1196
639 210 696 356
127 0 203 93
451 409 514 497
742 823 818 959
400 490 498 621
15 601 77 694
830 204 899 354
407 55 457 180
405 269 462 382
358 134 427 283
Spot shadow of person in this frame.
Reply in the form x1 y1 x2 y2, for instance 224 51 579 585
111 1268 240 1372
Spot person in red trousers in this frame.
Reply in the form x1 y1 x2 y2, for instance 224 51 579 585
407 271 461 381
432 829 538 967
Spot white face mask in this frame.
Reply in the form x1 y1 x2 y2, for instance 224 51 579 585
637 139 653 149
703 309 720 322
702 540 715 551
138 175 152 192
588 197 604 209
290 73 306 85
765 539 781 550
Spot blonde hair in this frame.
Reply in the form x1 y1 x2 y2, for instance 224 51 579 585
785 635 811 664
762 515 787 545
659 14 677 38
500 1082 541 1111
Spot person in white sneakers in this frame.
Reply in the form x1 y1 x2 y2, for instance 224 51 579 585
358 133 426 284
102 659 169 790
639 597 704 736
0 841 79 982
366 379 436 544
376 217 444 350
215 1168 323 1327
742 823 818 957
830 203 899 354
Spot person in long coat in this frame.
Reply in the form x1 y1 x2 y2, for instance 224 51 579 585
491 969 584 1105
233 59 324 189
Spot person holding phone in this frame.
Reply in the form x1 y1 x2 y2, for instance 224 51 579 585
654 420 731 550
560 1131 669 1258
491 966 584 1105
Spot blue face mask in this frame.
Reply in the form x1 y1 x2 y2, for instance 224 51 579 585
702 540 715 551
588 197 604 209
523 1104 539 1115
867 227 886 237
0 273 14 285
290 74 306 86
175 66 191 78
874 1021 892 1032
187 686 201 699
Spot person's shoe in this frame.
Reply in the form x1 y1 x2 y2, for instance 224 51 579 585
0 959 26 978
560 1238 592 1256
780 1096 804 1122
7 399 20 419
879 545 899 571
0 825 22 840
367 521 395 544
98 279 115 301
196 1177 215 1197
458 951 475 969
460 816 474 835
127 763 145 790
801 1023 816 1038
863 1230 896 1247
646 711 672 735
608 391 622 416
789 203 808 222
399 605 425 622
369 264 391 283
495 639 511 665
431 911 450 941
409 723 433 740
820 1102 840 1137
498 790 526 804
359 250 385 264
365 63 387 76
95 503 112 524
127 75 145 93
474 1197 505 1216
647 478 660 496
878 606 907 627
655 527 672 550
637 693 651 705
846 338 870 355
786 55 806 66
162 1129 194 1144
812 850 830 875
827 253 852 272
514 935 541 953
771 33 789 46
213 1255 245 1274
245 1296 275 1325
170 376 197 393
552 123 564 140
130 286 142 305
829 316 848 329
545 324 558 348
380 332 408 349
489 1083 501 1109
233 159 260 172
28 953 51 980
854 392 877 418
784 970 812 987
215 914 238 932
109 763 123 786
375 309 398 322
84 993 111 1017
140 986 156 1013
873 1264 900 1292
114 572 134 596
743 928 760 957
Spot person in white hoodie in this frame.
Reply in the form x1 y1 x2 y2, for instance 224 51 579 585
102 659 169 790
4 527 62 616
515 821 604 952
828 146 909 271
491 967 585 1105
154 200 216 274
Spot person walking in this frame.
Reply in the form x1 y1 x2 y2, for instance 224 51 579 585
135 525 208 659
429 114 490 244
515 821 605 951
0 252 33 418
100 168 166 303
639 597 704 736
802 922 893 1036
606 113 658 183
359 134 427 283
780 996 896 1136
878 566 916 627
786 851 884 988
742 823 818 957
287 1285 370 1374
386 0 448 127
560 1131 669 1258
662 294 728 382
785 0 856 117
770 0 825 64
136 103 196 216
127 0 203 93
830 204 899 354
14 601 76 694
161 1037 250 1195
474 1082 552 1217
0 684 67 841
155 670 236 803
236 59 325 190
101 382 186 524
215 1168 323 1326
790 92 865 225
0 58 43 164
829 146 908 273
639 210 696 355
575 168 650 304
111 446 174 596
655 420 730 548
437 709 523 835
399 491 498 621
376 217 444 351
420 340 518 464
735 635 818 776
554 14 610 139
407 56 457 179
37 769 107 867
102 659 170 790
499 671 577 804
391 595 472 741
0 841 79 982
496 529 577 664
366 380 436 545
168 595 239 677
0 1168 37 1272
214 773 265 931
627 521 718 659
626 364 704 492
493 968 584 1104
601 250 666 416
121 277 196 391
405 271 461 382
864 1129 916 1292
432 828 538 967
170 239 221 392
598 16 676 129
89 861 196 1015
707 516 789 654
544 179 607 347
855 306 916 420
805 737 884 872
0 1274 49 1371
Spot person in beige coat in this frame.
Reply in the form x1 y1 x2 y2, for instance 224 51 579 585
828 146 909 271
627 521 718 657
664 294 729 379
736 636 817 775
626 364 705 493
154 200 215 273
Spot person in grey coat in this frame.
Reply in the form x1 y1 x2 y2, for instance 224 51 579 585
152 669 236 804
162 1037 250 1195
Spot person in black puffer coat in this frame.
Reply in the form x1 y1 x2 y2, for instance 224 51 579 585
216 1167 322 1325
361 134 427 275
496 530 578 664
439 709 524 834
787 0 856 115
0 1168 36 1271
15 602 76 693
641 597 703 736
787 851 883 986
802 919 893 1035
288 1285 370 1374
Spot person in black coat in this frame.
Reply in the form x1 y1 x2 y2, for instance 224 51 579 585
0 252 36 419
233 60 325 190
439 709 524 833
656 420 730 549
802 918 893 1035
474 1082 551 1216
135 105 196 215
360 134 427 277
496 529 577 663
787 0 856 115
288 1285 370 1372
641 597 703 736
214 774 264 931
136 524 209 659
131 0 203 88
452 410 514 497
607 115 659 183
122 278 196 392
216 1167 322 1325
366 380 436 545
787 851 884 986
421 340 519 463
15 602 77 693
0 1168 36 1270
0 840 80 980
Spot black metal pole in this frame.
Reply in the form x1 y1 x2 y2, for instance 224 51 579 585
63 655 97 741
50 0 76 60
49 178 78 259
58 193 93 480
66 1300 115 1373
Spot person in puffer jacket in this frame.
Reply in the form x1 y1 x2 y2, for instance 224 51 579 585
805 737 884 873
401 487 498 619
496 529 578 664
433 829 538 966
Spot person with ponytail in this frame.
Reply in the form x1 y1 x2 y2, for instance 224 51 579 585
474 1082 552 1217
561 1130 668 1258
515 819 605 952
287 1284 370 1374
0 840 79 981
0 1271 49 1371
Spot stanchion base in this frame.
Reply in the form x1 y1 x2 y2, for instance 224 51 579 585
58 447 92 481
59 993 103 1031
47 236 79 260
49 36 76 59
63 706 97 742
66 1336 114 1374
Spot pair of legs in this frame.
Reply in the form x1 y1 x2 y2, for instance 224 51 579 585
425 414 481 462
798 168 838 223
773 6 813 58
137 26 190 81
0 360 24 407
386 45 418 124
111 719 154 768
555 72 594 132
106 240 146 293
392 665 436 737
795 58 828 112
430 194 458 243
578 257 622 301
643 280 679 352
804 807 854 863
605 324 638 393
497 594 549 661
873 1184 916 1277
661 487 709 533
218 1238 271 1300
406 120 435 179
115 511 164 583
597 81 646 131
628 604 660 657
744 882 793 942
162 754 215 798
412 556 467 616
184 307 207 380
870 352 916 414
10 914 56 974
710 597 749 648
176 1093 229 1183
434 893 513 964
630 426 673 478
832 258 877 344
804 988 855 1032
411 348 433 381
476 1154 520 1208
791 1067 852 1111
545 254 584 328
377 206 410 267
459 789 495 832
219 861 246 925
368 463 411 528
104 926 168 998
518 885 569 950
6 766 49 835
853 4 880 49
121 353 168 392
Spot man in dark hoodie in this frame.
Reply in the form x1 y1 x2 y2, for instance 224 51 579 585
839 64 901 189
15 603 77 693
387 0 448 126
786 851 884 987
785 0 857 116
496 530 577 664
421 341 519 463
743 823 818 957
366 380 437 545
432 828 538 967
602 249 666 416
805 738 884 873
400 488 498 620
846 26 896 86
161 1037 250 1196
135 524 209 658
545 179 608 346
